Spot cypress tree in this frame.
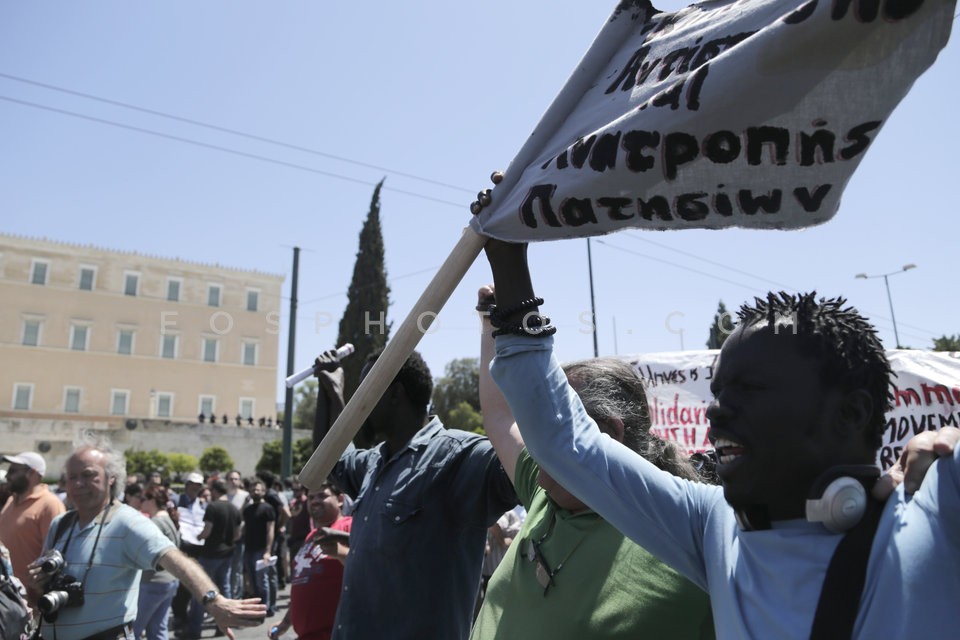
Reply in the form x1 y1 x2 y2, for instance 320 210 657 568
336 180 391 410
706 300 733 349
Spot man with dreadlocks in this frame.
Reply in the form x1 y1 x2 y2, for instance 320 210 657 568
481 239 960 640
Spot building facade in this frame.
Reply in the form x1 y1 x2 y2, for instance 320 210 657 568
0 234 284 425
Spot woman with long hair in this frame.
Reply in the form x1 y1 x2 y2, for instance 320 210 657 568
134 485 181 640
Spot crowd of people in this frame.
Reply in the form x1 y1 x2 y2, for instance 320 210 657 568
2 238 958 640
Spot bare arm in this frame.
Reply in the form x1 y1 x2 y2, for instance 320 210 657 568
158 547 266 639
197 520 213 541
263 521 275 561
478 284 525 484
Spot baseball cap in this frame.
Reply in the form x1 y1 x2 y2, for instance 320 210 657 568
3 452 46 477
185 472 205 485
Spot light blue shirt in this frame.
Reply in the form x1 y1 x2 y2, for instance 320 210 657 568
491 335 960 639
42 502 175 640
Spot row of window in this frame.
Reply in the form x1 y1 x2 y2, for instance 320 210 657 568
19 319 260 365
27 259 261 311
10 383 256 419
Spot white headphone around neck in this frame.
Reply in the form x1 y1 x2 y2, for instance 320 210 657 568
805 465 879 533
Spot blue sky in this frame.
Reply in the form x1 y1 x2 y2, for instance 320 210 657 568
2 0 958 401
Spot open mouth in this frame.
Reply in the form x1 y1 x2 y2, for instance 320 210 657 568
712 437 747 464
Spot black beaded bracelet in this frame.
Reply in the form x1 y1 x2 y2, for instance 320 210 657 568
491 313 556 338
489 297 544 327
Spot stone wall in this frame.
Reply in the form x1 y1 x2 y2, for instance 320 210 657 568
0 416 295 479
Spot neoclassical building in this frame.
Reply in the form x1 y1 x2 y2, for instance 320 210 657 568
0 233 284 424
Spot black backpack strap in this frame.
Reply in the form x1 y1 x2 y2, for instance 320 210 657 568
809 500 883 640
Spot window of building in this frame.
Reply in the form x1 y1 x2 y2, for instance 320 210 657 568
239 398 255 420
199 396 215 418
111 390 129 416
246 289 260 312
242 341 258 366
79 266 96 291
167 278 181 302
124 272 140 296
156 392 173 418
70 325 89 351
161 334 178 359
117 330 134 355
203 338 219 363
13 384 33 411
22 319 41 346
207 284 222 307
64 387 81 413
31 260 49 285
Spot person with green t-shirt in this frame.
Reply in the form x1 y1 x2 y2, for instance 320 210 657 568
471 285 715 640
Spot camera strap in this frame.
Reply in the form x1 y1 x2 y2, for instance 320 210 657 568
60 503 114 585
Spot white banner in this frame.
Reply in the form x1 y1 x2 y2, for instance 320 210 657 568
471 0 955 241
623 349 960 469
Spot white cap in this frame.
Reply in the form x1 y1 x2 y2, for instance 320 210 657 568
3 452 47 477
185 472 205 485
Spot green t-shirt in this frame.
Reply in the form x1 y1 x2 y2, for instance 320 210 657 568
471 449 714 640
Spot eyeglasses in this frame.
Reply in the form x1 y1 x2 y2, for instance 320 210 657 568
527 540 555 596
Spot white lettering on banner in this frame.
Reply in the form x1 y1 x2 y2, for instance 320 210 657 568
625 349 960 470
471 0 955 241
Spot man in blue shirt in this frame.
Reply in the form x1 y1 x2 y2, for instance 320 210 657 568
29 432 266 640
314 349 517 639
481 238 960 639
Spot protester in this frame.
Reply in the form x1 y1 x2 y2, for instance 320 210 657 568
172 472 206 633
268 481 352 640
225 470 250 602
312 348 517 639
481 238 960 639
0 451 65 608
254 472 288 613
471 286 714 639
242 480 276 618
285 483 311 561
134 485 181 640
123 482 145 513
185 479 241 639
28 431 265 640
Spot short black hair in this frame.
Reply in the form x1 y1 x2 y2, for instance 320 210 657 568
737 292 893 450
318 479 343 496
366 349 433 411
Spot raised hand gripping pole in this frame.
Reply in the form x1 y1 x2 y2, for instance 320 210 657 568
299 226 487 489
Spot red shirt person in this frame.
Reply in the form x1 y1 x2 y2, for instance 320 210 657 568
269 481 352 640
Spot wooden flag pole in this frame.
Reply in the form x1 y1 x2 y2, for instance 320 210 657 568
299 226 487 489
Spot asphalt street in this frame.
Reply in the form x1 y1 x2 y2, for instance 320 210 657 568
197 585 291 640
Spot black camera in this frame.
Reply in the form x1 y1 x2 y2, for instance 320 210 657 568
35 550 84 622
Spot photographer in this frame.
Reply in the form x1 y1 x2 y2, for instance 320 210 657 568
28 432 266 640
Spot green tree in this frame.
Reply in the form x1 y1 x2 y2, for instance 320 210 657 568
432 357 480 425
198 446 234 474
293 379 318 431
336 180 391 448
125 449 169 478
933 334 960 351
257 437 313 475
706 300 734 349
167 453 198 476
448 401 483 434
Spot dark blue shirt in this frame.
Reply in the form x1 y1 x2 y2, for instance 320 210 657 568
330 418 517 639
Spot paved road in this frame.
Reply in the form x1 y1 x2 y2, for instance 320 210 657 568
193 585 292 640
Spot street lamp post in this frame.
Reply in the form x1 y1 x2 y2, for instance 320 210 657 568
855 264 916 348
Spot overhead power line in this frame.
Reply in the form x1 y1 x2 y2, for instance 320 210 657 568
0 94 467 210
0 72 474 195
